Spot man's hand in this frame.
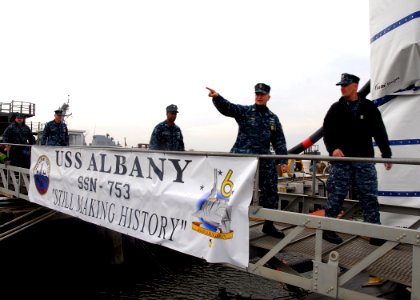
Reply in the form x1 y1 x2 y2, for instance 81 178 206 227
277 164 288 175
384 162 392 170
332 148 345 157
206 87 218 98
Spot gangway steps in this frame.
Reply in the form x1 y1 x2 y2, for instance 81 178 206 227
249 221 412 287
0 200 56 241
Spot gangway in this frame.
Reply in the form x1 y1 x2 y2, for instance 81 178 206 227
0 164 56 241
248 209 418 299
0 151 419 300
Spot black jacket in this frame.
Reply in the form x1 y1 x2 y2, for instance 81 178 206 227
323 94 392 158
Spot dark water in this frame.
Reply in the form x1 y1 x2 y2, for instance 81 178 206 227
0 217 301 300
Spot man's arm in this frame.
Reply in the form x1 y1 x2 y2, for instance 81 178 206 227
371 106 392 170
322 105 341 156
64 124 69 146
272 117 288 166
179 129 185 151
41 123 49 145
372 107 392 159
149 126 161 150
2 126 11 143
27 127 36 145
206 87 243 118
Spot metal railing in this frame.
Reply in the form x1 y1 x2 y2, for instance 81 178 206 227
0 100 36 116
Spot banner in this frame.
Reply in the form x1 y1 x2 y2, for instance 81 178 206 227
28 146 258 268
369 0 420 99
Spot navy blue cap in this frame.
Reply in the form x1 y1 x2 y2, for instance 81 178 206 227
336 73 360 86
166 104 179 113
54 109 63 115
15 112 25 118
255 83 270 94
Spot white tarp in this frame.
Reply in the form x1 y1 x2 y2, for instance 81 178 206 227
375 94 420 209
370 0 420 225
369 0 420 100
28 146 258 268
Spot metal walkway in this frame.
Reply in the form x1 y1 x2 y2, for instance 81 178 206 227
247 208 419 300
250 223 412 287
0 164 56 241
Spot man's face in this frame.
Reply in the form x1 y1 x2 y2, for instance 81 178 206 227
340 83 358 98
15 117 24 124
255 93 270 106
166 112 177 123
54 114 63 122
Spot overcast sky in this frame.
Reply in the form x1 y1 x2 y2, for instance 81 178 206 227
0 0 371 153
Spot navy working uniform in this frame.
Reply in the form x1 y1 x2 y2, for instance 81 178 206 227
41 110 69 146
149 104 185 151
2 113 36 168
212 84 288 210
323 73 392 227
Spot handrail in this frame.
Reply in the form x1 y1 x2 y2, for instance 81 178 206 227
2 142 417 163
2 143 420 165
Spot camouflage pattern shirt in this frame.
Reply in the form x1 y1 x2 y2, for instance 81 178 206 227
212 95 287 164
3 122 36 145
149 121 185 151
41 120 69 146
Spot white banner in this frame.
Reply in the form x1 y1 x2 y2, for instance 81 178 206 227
28 146 258 268
369 0 420 99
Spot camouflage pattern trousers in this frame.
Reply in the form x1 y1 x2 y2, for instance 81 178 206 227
258 160 279 209
325 162 380 224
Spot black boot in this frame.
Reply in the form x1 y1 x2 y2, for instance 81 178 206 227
322 230 343 244
369 237 386 246
262 221 285 239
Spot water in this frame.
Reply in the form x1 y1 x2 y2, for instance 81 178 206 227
0 217 302 300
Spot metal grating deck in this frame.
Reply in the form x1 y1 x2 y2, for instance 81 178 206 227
249 222 412 287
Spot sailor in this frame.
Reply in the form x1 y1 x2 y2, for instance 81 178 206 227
149 104 185 151
322 73 393 245
207 83 288 238
2 112 36 168
41 109 69 146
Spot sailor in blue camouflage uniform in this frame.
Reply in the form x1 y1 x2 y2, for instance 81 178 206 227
322 73 393 245
149 104 185 151
41 109 69 146
2 112 36 168
207 83 288 238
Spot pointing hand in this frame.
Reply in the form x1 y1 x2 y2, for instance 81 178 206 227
206 87 219 98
